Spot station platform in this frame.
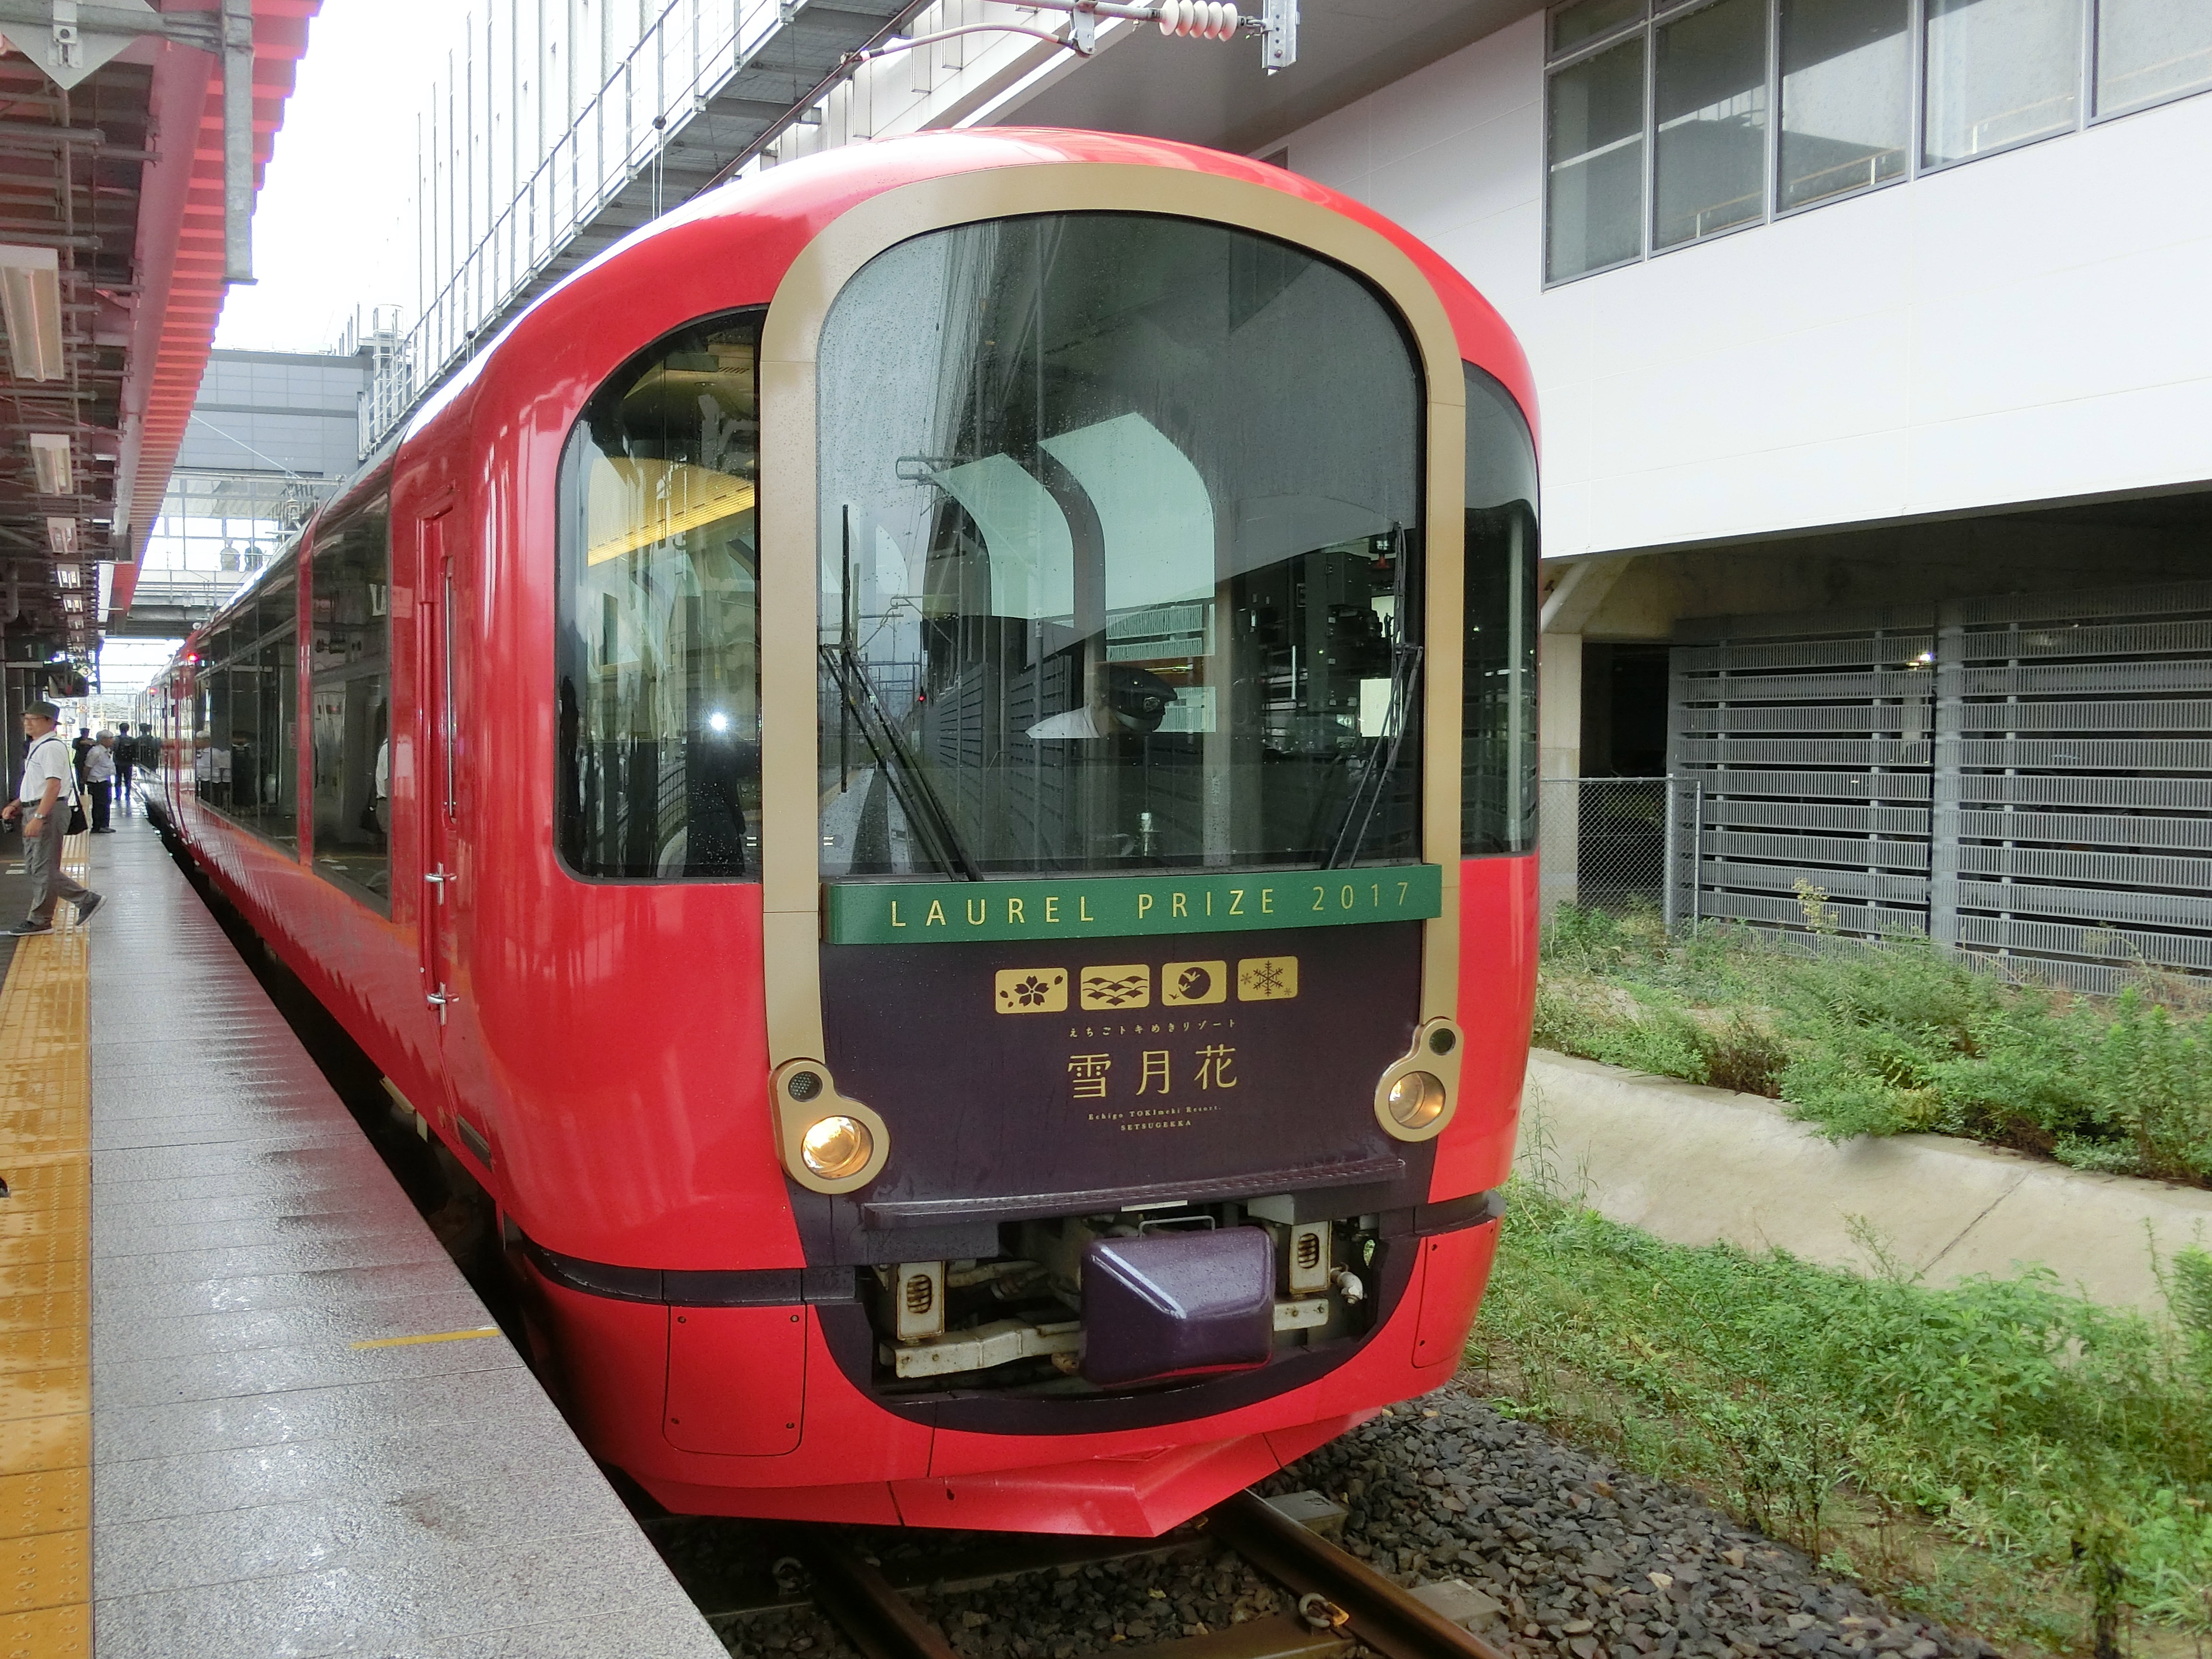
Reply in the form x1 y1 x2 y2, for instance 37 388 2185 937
0 819 724 1658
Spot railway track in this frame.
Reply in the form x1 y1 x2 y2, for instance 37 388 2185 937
650 1488 1506 1659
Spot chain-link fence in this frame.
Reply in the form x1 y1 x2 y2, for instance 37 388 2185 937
1539 777 1690 926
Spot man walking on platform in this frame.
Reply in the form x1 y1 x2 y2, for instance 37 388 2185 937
4 701 103 936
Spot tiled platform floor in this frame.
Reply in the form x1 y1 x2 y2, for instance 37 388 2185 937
0 821 724 1658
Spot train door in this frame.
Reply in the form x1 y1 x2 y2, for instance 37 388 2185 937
413 508 497 1178
417 512 461 1053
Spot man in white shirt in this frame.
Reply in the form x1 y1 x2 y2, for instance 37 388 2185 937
3 700 103 935
85 730 117 833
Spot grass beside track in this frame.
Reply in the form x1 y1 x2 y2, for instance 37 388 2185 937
1533 905 2212 1187
1467 1182 2212 1657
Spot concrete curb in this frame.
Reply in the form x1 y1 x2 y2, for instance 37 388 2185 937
1516 1048 2212 1313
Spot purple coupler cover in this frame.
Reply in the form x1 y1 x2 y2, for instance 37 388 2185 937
1080 1226 1274 1386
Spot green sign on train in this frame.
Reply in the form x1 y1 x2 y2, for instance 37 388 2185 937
826 865 1444 946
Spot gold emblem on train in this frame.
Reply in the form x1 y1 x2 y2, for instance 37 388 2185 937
1079 964 1151 1010
1159 960 1228 1007
994 968 1069 1014
1237 956 1298 1001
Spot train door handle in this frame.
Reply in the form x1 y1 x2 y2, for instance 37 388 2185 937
427 985 455 1024
424 866 453 903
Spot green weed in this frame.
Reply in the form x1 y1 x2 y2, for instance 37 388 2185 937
1472 1183 2212 1655
1536 908 2212 1186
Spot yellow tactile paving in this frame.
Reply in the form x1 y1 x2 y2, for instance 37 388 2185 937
0 1415 85 1479
0 1601 89 1659
0 1324 85 1377
0 1467 85 1539
0 1527 86 1613
0 901 91 1632
0 1295 83 1340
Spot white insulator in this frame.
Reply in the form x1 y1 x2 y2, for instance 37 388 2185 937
1158 0 1234 37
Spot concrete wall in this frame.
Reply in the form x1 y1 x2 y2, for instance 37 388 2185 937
1276 14 2212 559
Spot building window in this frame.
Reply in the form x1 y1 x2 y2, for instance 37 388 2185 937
1546 32 1647 281
1553 0 1644 54
1546 0 2212 284
1779 0 1911 210
1923 0 2082 168
2095 0 2212 116
1652 0 1769 251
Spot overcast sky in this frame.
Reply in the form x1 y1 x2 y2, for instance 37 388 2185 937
213 0 467 353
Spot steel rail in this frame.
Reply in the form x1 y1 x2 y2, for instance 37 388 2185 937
796 1528 962 1659
779 1487 1508 1659
1206 1491 1509 1659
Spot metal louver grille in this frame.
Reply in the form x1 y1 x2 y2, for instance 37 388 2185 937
1930 582 2212 993
1668 605 1938 940
1668 581 2212 991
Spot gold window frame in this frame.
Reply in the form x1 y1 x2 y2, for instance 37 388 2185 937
757 163 1468 1070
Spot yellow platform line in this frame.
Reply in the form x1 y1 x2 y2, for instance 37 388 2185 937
0 892 91 1659
349 1325 501 1351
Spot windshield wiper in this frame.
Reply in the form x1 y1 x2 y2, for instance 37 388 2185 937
1327 525 1423 871
820 641 980 881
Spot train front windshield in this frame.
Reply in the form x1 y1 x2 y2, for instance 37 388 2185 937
817 213 1426 879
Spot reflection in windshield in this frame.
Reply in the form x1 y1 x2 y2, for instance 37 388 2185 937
817 214 1425 880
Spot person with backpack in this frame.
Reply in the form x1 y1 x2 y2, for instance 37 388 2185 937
4 701 102 934
111 723 134 813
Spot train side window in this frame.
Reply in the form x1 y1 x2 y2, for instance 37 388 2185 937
251 563 300 851
555 310 762 880
1463 366 1539 857
196 623 232 812
309 499 392 914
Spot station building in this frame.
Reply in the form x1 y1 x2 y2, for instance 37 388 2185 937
764 0 2212 989
1255 0 2212 990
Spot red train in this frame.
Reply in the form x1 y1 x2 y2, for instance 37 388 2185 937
153 129 1540 1535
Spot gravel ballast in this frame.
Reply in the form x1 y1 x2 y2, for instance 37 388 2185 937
708 1382 1986 1659
1261 1383 1987 1659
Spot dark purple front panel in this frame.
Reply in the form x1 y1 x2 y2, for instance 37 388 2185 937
817 922 1426 1243
1081 1228 1275 1386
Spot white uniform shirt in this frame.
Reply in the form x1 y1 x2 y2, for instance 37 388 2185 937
84 743 116 784
17 735 76 807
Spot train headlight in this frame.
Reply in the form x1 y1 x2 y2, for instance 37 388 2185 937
1372 1018 1464 1143
800 1114 873 1180
771 1059 890 1193
1384 1071 1446 1131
